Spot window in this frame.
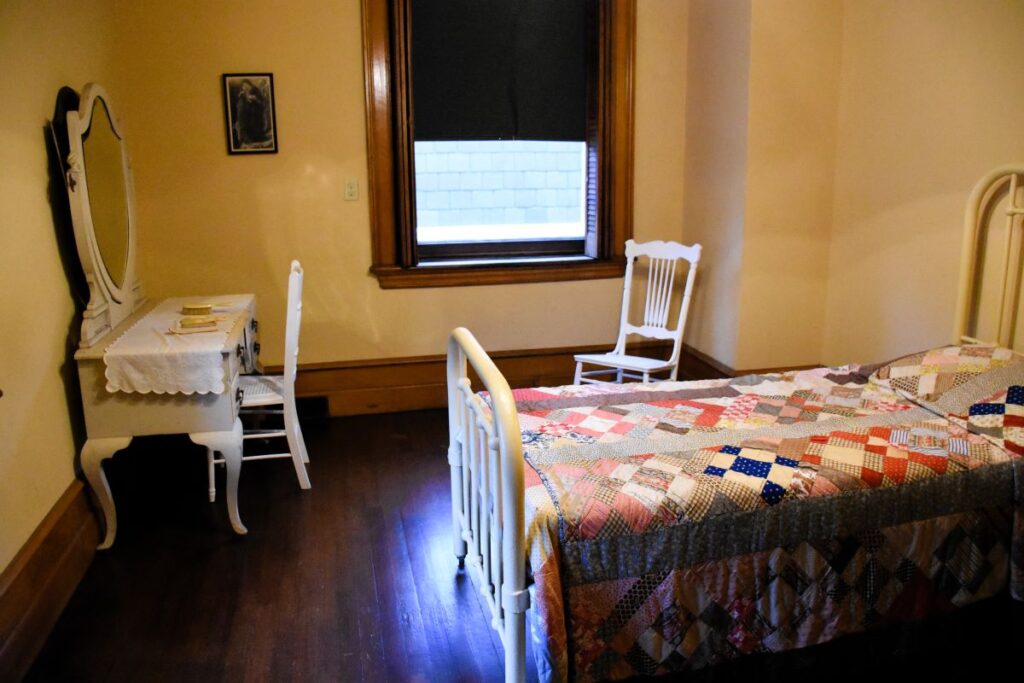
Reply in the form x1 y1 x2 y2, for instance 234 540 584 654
363 0 636 288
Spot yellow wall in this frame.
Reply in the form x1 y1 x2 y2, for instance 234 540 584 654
737 0 841 369
114 0 690 366
822 0 1024 365
0 0 117 571
683 0 841 371
684 0 1023 371
681 0 750 368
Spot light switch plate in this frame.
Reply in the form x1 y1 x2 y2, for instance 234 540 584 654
344 178 359 201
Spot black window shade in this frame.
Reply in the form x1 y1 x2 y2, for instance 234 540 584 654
410 0 592 142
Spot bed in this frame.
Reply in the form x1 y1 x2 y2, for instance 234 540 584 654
445 165 1024 683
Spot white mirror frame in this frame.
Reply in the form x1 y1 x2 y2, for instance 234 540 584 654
65 83 143 348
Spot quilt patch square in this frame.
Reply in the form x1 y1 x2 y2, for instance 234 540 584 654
961 385 1024 456
869 344 1017 401
701 445 800 506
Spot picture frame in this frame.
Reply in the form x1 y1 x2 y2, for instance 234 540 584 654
222 73 278 154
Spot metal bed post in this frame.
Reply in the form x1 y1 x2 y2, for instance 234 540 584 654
447 327 529 683
954 164 1024 347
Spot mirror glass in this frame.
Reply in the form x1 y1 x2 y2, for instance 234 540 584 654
81 97 129 289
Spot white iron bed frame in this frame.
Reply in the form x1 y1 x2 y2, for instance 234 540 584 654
446 164 1024 683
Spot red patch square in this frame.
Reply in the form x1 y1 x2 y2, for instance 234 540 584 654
883 456 908 482
860 468 883 487
830 430 870 444
1004 414 1024 427
908 451 948 473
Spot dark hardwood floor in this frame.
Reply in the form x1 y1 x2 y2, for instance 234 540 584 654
25 410 1023 683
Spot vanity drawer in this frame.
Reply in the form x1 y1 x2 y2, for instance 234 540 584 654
241 316 260 374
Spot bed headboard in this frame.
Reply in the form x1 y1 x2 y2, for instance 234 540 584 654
955 164 1024 352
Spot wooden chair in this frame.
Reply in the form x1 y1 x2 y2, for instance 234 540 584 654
207 260 311 500
574 240 701 384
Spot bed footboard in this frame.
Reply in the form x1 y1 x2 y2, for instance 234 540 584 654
447 327 529 683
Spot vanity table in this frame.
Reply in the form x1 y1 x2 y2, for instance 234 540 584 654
58 83 258 548
75 295 258 548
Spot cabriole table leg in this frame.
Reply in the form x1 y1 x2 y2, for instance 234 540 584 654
189 418 248 535
81 436 133 549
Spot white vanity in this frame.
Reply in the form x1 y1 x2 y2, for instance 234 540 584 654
61 83 258 548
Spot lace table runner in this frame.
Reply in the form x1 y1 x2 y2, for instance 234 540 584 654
103 294 254 395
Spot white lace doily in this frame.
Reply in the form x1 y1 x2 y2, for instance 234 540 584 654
103 294 254 395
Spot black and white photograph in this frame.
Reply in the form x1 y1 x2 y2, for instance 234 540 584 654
222 72 277 154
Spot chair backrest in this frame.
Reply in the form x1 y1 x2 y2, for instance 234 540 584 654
283 260 304 401
612 240 701 363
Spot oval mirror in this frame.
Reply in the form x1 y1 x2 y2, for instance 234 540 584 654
81 96 129 290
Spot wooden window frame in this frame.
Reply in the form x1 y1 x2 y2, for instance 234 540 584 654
362 0 635 289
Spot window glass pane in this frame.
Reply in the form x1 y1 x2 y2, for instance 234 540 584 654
415 140 586 245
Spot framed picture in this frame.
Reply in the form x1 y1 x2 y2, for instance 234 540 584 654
222 73 278 154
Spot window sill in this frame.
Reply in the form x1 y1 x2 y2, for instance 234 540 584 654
370 256 626 289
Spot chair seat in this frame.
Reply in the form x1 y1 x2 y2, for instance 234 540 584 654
239 374 285 407
574 352 674 373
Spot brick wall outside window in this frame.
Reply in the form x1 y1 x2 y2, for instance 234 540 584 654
414 140 584 228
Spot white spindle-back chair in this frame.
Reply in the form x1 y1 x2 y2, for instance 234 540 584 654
574 239 702 384
207 260 311 500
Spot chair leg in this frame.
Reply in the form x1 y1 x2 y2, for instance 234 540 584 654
617 368 624 383
573 361 583 385
284 405 312 490
206 448 216 502
642 371 650 383
296 422 310 464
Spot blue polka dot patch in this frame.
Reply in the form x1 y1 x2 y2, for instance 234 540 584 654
970 402 1005 416
761 481 786 505
730 456 772 479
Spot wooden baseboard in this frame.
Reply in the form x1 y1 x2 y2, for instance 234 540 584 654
680 343 821 378
0 480 98 682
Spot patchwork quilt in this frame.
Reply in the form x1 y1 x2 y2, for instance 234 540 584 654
498 348 1024 683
